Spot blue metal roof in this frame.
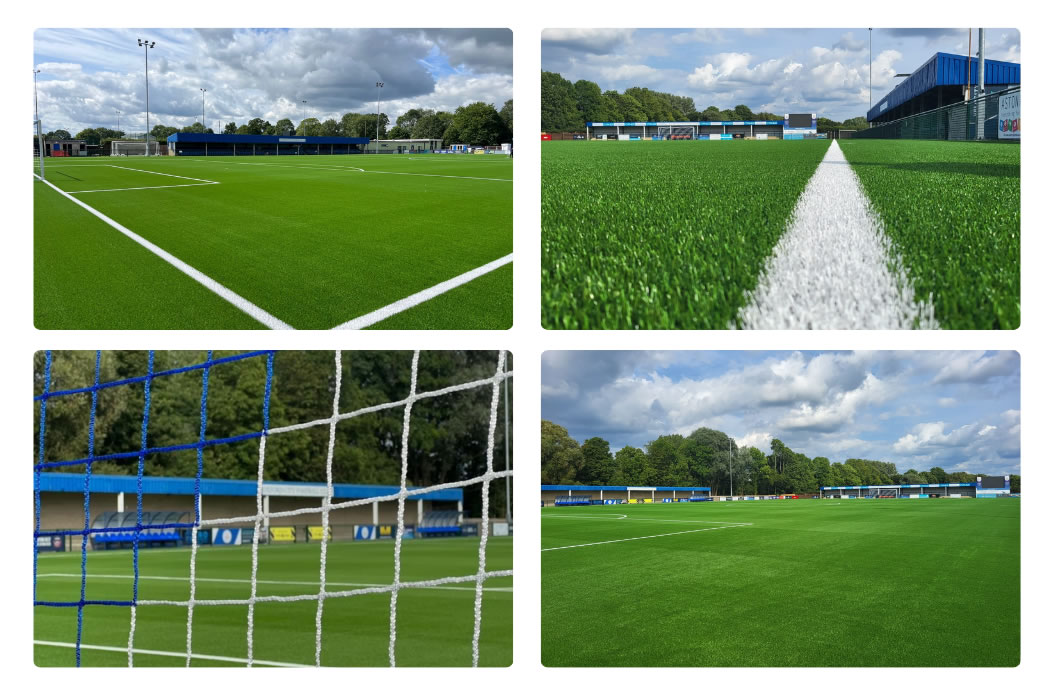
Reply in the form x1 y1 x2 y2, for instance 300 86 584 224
167 133 369 145
541 484 710 492
39 473 461 501
586 121 783 127
868 52 1020 122
821 483 977 490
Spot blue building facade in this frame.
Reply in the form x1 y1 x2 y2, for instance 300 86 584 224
868 52 1020 124
166 132 371 156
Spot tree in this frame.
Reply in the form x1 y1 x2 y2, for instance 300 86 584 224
573 80 603 124
296 117 321 136
540 420 583 484
498 99 513 136
580 437 615 485
733 104 755 120
394 108 431 135
387 125 412 139
612 446 648 486
841 116 870 130
444 102 507 146
1010 474 1020 493
699 105 723 121
272 118 295 136
150 124 179 140
223 122 237 134
180 121 213 134
412 111 454 142
47 129 72 141
319 118 340 137
929 466 949 483
540 71 583 131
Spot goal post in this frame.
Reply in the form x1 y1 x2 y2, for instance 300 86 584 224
111 140 161 156
34 119 45 179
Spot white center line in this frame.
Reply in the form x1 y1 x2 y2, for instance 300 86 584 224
737 140 937 329
541 523 752 552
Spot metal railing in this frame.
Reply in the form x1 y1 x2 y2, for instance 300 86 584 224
857 87 1019 141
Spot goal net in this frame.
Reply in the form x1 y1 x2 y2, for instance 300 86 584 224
658 125 695 140
34 350 513 667
111 140 162 156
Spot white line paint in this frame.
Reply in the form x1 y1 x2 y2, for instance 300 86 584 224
332 253 513 329
738 140 937 329
37 572 513 592
106 164 218 184
66 183 219 194
541 512 747 522
34 640 310 668
541 524 752 552
189 159 509 181
34 175 292 330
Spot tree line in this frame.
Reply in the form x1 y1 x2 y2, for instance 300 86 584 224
541 70 868 133
43 100 512 151
541 420 1017 495
33 351 512 518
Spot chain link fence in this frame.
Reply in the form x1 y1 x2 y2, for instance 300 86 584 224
856 87 1019 141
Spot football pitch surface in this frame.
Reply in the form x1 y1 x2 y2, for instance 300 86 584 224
35 537 512 666
541 139 1019 329
34 154 512 330
541 499 1019 666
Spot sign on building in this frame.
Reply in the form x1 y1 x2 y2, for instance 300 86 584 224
998 92 1020 139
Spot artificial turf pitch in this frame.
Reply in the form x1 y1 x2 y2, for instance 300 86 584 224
541 499 1019 666
34 154 512 330
35 537 512 666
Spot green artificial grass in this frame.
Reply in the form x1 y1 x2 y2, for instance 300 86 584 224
35 537 512 667
369 263 513 329
541 140 830 329
34 154 512 329
542 499 1019 666
839 140 1020 329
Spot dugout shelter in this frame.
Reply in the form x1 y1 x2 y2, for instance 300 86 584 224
542 484 712 506
166 132 370 156
35 472 462 551
822 482 982 499
585 114 819 141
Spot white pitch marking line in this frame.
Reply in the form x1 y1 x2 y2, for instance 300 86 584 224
33 640 310 668
106 164 219 184
542 524 752 551
541 514 752 525
737 139 937 330
189 159 510 181
36 572 513 592
34 174 292 330
66 183 219 194
332 253 513 330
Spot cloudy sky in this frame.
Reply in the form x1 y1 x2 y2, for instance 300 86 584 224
542 351 1020 476
542 28 1019 121
33 28 512 134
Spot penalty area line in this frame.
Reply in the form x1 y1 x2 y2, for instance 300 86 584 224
541 523 752 552
33 640 310 668
332 253 513 329
34 174 292 330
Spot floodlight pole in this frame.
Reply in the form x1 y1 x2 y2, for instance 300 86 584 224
729 438 733 498
34 68 44 179
138 39 156 156
301 100 307 132
868 28 872 113
200 88 207 128
375 81 384 153
116 109 121 134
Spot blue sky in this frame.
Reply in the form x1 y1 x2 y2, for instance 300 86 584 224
33 28 512 134
542 28 1019 121
542 351 1020 476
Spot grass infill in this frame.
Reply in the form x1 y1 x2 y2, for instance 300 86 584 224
35 538 512 667
839 140 1019 329
541 140 830 329
541 499 1019 666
